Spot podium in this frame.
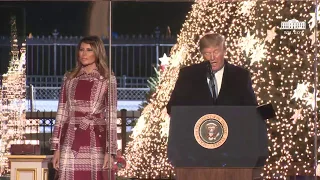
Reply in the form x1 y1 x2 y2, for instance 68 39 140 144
167 106 268 180
7 155 53 180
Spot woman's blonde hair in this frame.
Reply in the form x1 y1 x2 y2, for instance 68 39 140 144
67 36 111 79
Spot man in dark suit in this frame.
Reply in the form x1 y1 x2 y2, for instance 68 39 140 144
166 33 257 115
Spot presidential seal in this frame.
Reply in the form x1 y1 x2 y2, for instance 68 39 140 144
194 114 228 149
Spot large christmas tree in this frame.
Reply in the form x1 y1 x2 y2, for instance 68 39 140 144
121 1 320 179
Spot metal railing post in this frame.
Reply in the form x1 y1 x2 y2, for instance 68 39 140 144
121 109 127 155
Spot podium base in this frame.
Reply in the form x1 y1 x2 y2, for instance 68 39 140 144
176 167 262 180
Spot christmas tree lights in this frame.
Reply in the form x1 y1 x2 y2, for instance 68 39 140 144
122 1 320 179
0 16 27 175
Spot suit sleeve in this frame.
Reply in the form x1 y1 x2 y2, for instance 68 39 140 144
51 74 68 151
105 75 118 155
166 69 186 115
242 71 258 106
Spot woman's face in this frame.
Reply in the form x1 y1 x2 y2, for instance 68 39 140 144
78 42 96 66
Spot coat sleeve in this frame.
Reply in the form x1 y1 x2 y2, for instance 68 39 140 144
105 75 118 155
51 74 68 151
242 71 258 106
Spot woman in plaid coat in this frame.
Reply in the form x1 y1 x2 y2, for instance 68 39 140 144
51 36 118 180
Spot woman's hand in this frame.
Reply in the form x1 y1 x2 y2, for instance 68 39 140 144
102 153 114 169
52 150 60 170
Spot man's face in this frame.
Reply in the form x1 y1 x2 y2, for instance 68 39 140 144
201 43 225 72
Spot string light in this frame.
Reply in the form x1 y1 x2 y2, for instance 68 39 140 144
0 16 27 175
121 1 319 179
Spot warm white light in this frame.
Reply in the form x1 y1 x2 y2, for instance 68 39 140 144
0 17 27 175
121 1 319 179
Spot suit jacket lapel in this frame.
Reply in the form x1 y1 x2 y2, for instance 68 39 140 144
201 64 213 101
197 62 214 103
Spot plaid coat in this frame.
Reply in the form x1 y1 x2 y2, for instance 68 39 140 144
51 68 117 180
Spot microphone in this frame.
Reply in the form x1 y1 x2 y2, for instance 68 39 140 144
205 61 214 81
205 61 217 103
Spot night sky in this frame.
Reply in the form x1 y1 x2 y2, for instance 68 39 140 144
0 2 192 37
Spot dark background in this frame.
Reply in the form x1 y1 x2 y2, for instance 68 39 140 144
0 1 192 75
0 2 192 37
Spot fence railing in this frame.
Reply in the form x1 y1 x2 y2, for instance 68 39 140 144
25 109 140 155
0 33 176 87
26 75 149 88
26 85 149 101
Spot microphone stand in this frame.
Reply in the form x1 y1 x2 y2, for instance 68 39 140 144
205 61 216 104
206 61 214 82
